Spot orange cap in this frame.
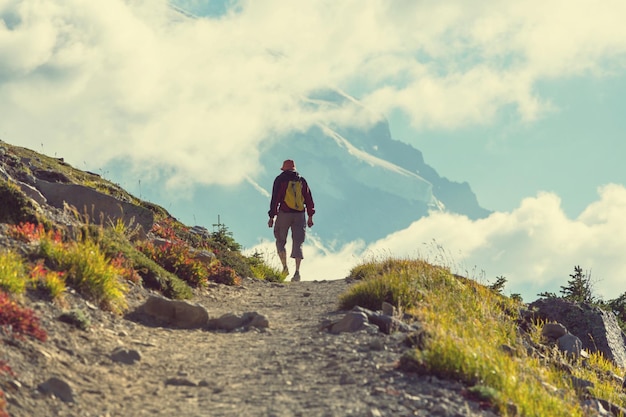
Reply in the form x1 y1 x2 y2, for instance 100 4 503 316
280 159 296 171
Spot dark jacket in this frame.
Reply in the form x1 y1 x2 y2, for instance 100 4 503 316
268 170 315 217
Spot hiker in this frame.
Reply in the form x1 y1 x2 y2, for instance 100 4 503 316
268 159 315 281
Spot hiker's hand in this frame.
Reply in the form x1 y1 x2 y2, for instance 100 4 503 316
268 218 274 228
307 217 314 228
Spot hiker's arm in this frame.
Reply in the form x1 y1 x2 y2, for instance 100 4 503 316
268 178 281 218
302 179 315 218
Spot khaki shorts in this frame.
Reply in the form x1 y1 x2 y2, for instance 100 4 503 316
274 211 306 259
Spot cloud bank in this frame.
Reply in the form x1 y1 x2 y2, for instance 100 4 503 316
253 184 626 302
2 0 625 302
2 0 626 187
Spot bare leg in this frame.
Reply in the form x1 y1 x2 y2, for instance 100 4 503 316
291 258 302 282
278 251 288 273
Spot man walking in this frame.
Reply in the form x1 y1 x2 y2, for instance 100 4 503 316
268 159 315 281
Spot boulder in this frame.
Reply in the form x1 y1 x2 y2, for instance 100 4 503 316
38 377 75 403
139 295 209 329
329 310 369 334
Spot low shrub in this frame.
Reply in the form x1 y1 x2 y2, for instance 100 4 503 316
209 264 241 286
9 222 62 243
214 249 251 281
0 291 47 341
29 260 67 301
137 240 209 288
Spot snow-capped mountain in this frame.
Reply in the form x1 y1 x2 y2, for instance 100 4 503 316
163 90 490 249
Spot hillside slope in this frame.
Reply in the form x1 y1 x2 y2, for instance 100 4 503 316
2 277 499 417
2 140 625 417
0 141 498 417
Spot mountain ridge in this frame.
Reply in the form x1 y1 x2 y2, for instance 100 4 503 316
143 91 491 249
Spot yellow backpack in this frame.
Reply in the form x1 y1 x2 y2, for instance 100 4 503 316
284 180 305 211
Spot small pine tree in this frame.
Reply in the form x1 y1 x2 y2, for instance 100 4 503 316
211 221 241 252
560 265 595 304
488 276 507 294
538 291 558 299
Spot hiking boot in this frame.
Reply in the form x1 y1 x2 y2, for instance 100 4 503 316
291 271 301 282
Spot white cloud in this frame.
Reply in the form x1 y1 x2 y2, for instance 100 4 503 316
257 184 626 303
1 0 626 188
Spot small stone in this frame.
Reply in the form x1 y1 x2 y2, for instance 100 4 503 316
38 377 75 403
165 377 197 387
381 302 395 316
339 372 356 385
368 408 383 417
369 339 386 351
7 380 22 391
111 347 142 365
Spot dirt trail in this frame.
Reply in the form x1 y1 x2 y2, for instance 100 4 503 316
3 278 498 417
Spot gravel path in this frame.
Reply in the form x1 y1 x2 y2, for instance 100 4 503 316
2 278 500 417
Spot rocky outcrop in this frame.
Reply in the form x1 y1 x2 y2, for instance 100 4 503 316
1 144 155 234
530 298 626 368
33 179 154 233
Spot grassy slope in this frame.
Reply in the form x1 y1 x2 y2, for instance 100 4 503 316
339 258 626 417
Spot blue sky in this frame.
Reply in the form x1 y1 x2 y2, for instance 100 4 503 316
1 0 625 301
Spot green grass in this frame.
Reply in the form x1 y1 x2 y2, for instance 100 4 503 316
0 250 28 294
38 234 128 313
245 250 285 282
339 259 432 311
341 257 626 417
